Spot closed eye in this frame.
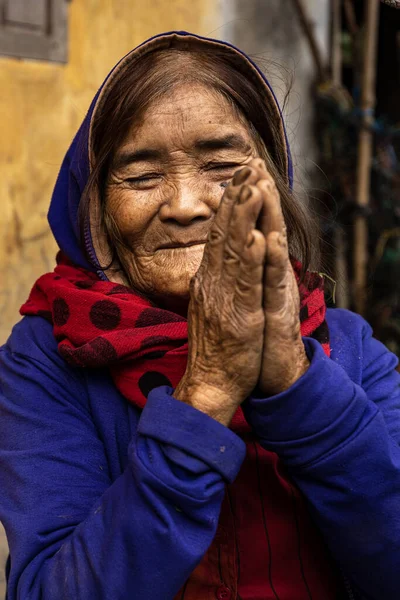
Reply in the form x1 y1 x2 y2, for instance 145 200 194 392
206 162 241 170
124 173 163 189
126 173 161 182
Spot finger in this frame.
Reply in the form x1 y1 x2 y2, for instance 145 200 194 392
232 160 264 186
202 167 252 276
257 175 286 238
234 229 266 312
202 158 269 277
258 172 290 313
248 157 268 174
221 185 263 284
263 230 290 313
203 162 263 277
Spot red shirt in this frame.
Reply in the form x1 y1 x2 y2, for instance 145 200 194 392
175 436 343 599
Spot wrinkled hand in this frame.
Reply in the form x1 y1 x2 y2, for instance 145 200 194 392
174 167 267 425
242 159 310 396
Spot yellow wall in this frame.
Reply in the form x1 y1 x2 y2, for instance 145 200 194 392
0 0 219 342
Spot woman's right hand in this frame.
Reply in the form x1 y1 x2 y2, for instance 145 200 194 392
174 162 267 426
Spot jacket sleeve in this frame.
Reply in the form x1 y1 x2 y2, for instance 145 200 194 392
244 318 400 600
0 343 245 600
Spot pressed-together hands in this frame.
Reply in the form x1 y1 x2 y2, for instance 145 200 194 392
174 159 310 426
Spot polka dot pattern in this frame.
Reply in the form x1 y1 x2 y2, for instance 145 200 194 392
75 280 96 289
89 300 121 331
140 335 173 359
138 371 173 398
106 285 136 296
140 335 173 349
299 305 308 322
60 338 118 367
20 257 330 428
135 308 186 328
53 298 70 326
310 321 329 345
144 350 167 359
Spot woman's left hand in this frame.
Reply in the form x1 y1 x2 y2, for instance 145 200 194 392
237 159 310 396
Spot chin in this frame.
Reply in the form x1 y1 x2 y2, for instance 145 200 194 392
130 245 204 306
151 247 203 298
154 270 194 300
151 267 203 312
148 273 192 315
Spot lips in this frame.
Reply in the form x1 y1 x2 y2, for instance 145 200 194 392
157 240 207 250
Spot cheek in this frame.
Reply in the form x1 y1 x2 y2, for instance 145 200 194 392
106 178 226 252
106 188 159 240
198 179 226 210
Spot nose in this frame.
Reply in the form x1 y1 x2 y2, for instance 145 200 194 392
158 180 214 226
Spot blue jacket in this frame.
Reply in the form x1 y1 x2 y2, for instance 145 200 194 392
1 308 400 599
1 31 400 600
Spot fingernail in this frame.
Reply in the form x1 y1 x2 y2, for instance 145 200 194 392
233 167 252 186
239 185 252 204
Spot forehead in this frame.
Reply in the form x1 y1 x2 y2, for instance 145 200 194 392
125 83 252 146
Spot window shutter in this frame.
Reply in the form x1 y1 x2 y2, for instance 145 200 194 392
0 0 68 62
6 0 48 30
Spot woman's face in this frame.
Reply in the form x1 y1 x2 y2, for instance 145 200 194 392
106 83 258 305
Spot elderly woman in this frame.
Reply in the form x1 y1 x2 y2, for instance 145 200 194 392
0 31 399 600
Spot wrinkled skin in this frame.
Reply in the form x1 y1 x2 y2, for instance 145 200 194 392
107 84 256 306
106 83 309 426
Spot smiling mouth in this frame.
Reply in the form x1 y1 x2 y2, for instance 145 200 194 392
157 241 207 250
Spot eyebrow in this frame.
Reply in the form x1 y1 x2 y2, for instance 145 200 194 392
113 133 251 170
194 133 252 153
112 148 164 170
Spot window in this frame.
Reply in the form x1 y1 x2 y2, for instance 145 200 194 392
0 0 69 63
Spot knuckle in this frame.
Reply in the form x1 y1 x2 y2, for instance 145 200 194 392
236 278 254 294
259 177 278 194
278 236 288 251
268 178 278 191
222 183 236 198
208 226 224 245
223 246 241 264
252 158 266 169
293 321 301 337
248 197 263 219
190 275 202 298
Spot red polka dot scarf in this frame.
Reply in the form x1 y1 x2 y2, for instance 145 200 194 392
20 253 330 432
